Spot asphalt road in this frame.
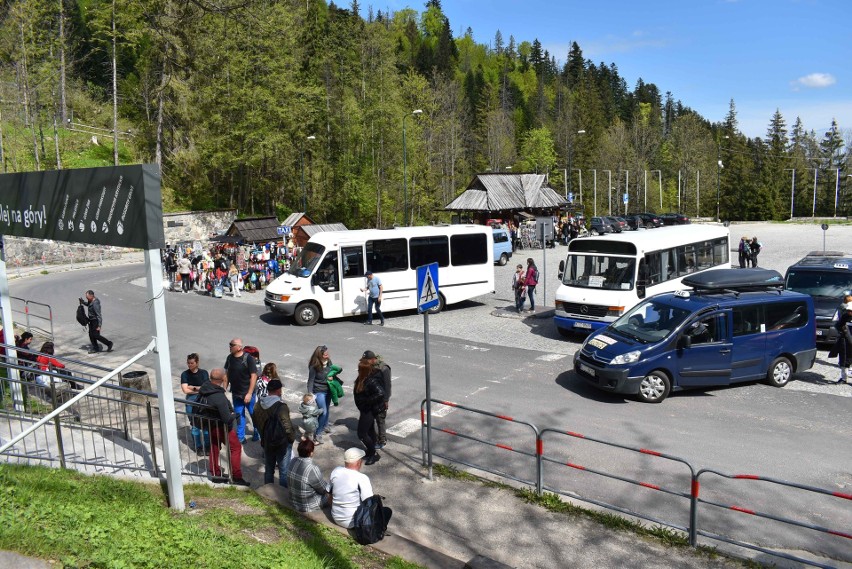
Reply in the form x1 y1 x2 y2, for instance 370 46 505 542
6 220 851 562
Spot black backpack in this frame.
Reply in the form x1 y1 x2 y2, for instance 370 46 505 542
190 392 215 428
76 304 89 327
259 402 288 449
352 495 388 545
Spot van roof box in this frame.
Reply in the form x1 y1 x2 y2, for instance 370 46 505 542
683 268 784 292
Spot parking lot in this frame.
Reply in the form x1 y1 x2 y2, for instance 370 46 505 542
384 221 852 396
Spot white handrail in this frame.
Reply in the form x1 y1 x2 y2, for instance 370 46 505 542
0 338 156 455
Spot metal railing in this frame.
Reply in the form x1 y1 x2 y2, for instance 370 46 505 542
420 397 851 568
0 344 233 482
9 297 54 342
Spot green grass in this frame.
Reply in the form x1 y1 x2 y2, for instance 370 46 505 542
0 464 423 569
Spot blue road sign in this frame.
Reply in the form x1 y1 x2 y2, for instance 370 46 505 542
623 193 629 204
416 262 440 313
568 192 574 203
277 225 291 236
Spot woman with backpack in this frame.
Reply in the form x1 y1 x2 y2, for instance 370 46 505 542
353 355 386 465
523 258 539 312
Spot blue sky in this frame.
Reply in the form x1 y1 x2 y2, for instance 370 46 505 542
365 0 851 140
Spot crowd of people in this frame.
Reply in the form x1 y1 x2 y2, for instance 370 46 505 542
737 235 763 268
161 238 300 297
182 340 393 532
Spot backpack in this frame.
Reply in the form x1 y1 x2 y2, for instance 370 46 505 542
352 494 388 545
190 392 214 428
533 268 540 282
76 304 89 327
259 402 288 450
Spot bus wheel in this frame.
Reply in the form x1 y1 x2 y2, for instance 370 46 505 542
766 357 792 387
426 293 445 314
293 302 321 326
498 253 509 266
637 370 670 403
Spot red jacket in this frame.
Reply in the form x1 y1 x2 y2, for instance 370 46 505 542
524 265 538 287
37 354 65 372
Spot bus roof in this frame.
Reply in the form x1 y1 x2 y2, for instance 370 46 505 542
305 224 490 246
567 224 728 255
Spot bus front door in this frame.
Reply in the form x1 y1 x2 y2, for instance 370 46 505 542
340 244 368 317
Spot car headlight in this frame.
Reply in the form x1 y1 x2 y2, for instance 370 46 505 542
610 350 641 365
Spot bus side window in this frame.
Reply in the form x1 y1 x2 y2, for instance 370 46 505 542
341 247 364 278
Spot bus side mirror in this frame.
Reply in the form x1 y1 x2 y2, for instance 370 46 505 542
310 273 319 286
637 284 646 299
558 260 565 280
678 335 691 349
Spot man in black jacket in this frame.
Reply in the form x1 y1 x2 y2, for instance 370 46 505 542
80 290 113 354
252 379 296 487
362 350 391 449
198 368 249 486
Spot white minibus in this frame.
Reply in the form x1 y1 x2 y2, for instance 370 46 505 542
265 225 494 325
554 225 730 336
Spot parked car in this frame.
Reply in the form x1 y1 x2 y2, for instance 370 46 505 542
493 228 513 266
588 217 614 236
606 216 627 232
784 251 852 345
633 212 663 228
660 212 690 225
625 214 644 231
574 268 816 403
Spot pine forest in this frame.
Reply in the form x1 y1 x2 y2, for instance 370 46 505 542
0 0 849 227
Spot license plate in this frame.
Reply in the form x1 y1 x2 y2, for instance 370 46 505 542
579 363 596 377
574 322 592 329
816 330 824 336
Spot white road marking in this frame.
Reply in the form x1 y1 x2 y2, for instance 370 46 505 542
400 361 426 370
387 418 421 438
432 403 455 417
537 353 566 362
467 386 488 398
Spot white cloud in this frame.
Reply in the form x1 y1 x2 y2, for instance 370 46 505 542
793 73 837 90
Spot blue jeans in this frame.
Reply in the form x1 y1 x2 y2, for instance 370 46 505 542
367 295 384 324
264 442 292 487
233 393 256 442
527 285 536 310
314 392 330 436
515 288 525 312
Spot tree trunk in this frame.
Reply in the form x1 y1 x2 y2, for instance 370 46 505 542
112 0 119 166
58 0 68 124
53 114 62 169
155 52 168 168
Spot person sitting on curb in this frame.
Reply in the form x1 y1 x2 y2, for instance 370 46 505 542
287 439 331 512
198 368 249 486
329 447 392 529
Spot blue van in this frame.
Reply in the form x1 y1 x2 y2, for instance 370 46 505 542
573 268 817 403
493 228 513 266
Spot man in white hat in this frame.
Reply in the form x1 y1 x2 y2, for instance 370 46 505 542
329 447 377 528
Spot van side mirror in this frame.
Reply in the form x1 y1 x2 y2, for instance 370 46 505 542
678 335 691 349
310 273 319 286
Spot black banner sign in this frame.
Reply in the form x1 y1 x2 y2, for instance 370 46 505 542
0 164 165 250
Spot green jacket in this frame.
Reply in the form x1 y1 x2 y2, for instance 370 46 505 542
326 364 345 405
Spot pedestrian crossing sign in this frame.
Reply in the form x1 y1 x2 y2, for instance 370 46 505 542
416 262 440 313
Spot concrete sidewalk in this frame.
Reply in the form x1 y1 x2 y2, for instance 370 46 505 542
247 436 750 569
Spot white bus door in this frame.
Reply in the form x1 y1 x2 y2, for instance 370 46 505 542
312 250 344 319
340 244 368 317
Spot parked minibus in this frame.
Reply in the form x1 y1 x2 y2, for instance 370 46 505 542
264 225 494 325
573 268 817 403
555 225 730 337
783 251 852 345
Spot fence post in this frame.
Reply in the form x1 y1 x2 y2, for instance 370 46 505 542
689 475 698 547
49 381 67 470
146 401 159 476
536 432 543 495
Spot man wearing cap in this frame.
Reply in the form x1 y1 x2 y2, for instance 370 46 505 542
363 350 392 449
252 378 296 487
329 447 392 529
360 271 385 326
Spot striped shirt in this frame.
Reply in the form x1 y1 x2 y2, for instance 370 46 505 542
287 457 329 512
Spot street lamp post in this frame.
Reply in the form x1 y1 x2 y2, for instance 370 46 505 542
809 168 818 217
567 129 586 201
591 169 597 217
715 135 728 222
402 109 423 226
300 134 316 213
602 170 612 215
573 168 583 206
785 168 796 219
650 170 662 210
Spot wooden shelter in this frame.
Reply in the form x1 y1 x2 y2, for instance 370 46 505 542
444 173 567 223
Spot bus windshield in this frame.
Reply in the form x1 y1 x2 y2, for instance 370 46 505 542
288 242 325 276
785 270 852 298
611 300 691 343
562 254 636 291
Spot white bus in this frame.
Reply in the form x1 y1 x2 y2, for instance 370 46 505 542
554 225 730 336
265 225 495 325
